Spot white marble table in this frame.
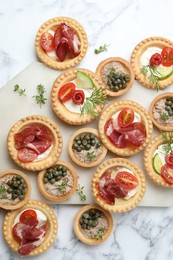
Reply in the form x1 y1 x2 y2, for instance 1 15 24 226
1 0 173 259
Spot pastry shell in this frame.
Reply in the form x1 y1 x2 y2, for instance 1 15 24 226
38 160 78 201
7 115 63 171
149 92 173 131
73 204 113 245
92 158 146 213
98 100 153 156
95 57 134 97
51 68 106 125
144 133 173 187
0 169 31 210
2 200 58 256
68 128 107 167
130 36 173 89
35 16 88 70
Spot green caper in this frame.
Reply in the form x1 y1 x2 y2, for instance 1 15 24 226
85 144 91 151
125 75 130 82
83 219 88 224
56 176 62 181
81 224 87 229
7 180 13 186
82 213 89 219
96 142 101 149
22 189 26 195
12 193 18 199
19 195 24 200
82 139 88 146
90 133 95 140
88 220 93 226
50 178 56 184
62 172 67 177
14 190 21 195
58 170 63 176
62 166 67 172
92 220 98 227
12 181 18 187
165 106 171 111
7 188 13 193
74 136 80 142
48 173 53 180
44 177 49 183
44 172 49 178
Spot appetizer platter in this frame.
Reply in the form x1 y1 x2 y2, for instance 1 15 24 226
1 61 173 207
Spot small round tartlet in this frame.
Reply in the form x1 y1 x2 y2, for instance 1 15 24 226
92 158 146 213
98 100 153 157
73 204 113 245
130 36 173 89
0 169 31 210
68 128 107 167
7 115 63 171
149 92 173 131
38 160 78 201
3 200 58 256
51 68 106 125
144 132 173 188
95 57 134 97
35 16 88 70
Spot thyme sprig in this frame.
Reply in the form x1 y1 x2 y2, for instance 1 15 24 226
160 113 169 121
87 151 96 161
14 84 26 96
76 185 86 202
162 132 173 155
57 178 68 191
94 44 110 54
94 228 105 240
81 88 107 117
32 84 47 107
141 65 162 90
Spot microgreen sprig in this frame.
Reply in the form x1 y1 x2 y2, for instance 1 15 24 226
94 44 110 54
57 178 68 191
160 113 169 121
141 65 162 90
162 132 173 155
76 185 86 202
32 84 47 107
94 228 105 240
87 151 96 161
13 84 26 96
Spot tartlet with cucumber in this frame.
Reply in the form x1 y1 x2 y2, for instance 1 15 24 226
51 68 107 125
130 36 173 89
144 132 173 187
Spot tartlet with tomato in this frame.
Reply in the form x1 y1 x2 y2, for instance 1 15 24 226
98 100 153 157
144 132 173 187
51 68 107 125
3 200 58 256
130 36 173 89
95 57 134 97
7 115 63 171
92 158 146 213
35 17 88 70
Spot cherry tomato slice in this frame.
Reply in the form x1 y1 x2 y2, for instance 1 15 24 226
117 108 134 128
18 147 38 162
40 32 55 52
161 164 173 184
20 209 37 224
161 47 173 66
150 53 162 66
166 152 173 169
72 90 85 105
58 83 76 102
115 171 138 190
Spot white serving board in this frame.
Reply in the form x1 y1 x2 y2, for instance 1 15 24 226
1 62 173 207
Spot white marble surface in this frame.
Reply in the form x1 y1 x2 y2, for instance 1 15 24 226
1 0 173 259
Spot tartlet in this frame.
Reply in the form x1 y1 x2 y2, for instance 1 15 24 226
144 132 173 187
35 16 88 70
38 160 78 201
7 115 63 171
92 158 146 213
73 204 113 245
149 92 173 131
3 200 58 256
98 100 153 157
68 128 107 167
51 68 107 125
0 169 31 210
95 57 134 97
130 36 173 89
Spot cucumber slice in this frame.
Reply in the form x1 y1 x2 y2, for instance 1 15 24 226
157 66 173 80
76 71 94 89
152 153 163 175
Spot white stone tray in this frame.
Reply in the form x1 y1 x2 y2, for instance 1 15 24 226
1 62 173 207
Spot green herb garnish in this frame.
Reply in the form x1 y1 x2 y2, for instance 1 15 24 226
94 44 110 54
32 84 47 107
0 185 6 199
141 65 162 90
160 113 169 121
162 132 173 155
13 84 26 96
95 228 105 240
87 151 96 161
76 185 86 201
81 88 107 117
57 178 68 191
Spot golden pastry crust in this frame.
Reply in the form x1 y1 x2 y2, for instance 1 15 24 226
0 169 31 210
73 204 113 245
95 57 134 97
68 128 107 167
98 100 153 156
92 158 146 213
37 160 78 201
2 200 58 256
51 68 106 125
144 133 173 187
130 36 173 89
149 92 173 131
7 115 63 171
35 16 88 70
